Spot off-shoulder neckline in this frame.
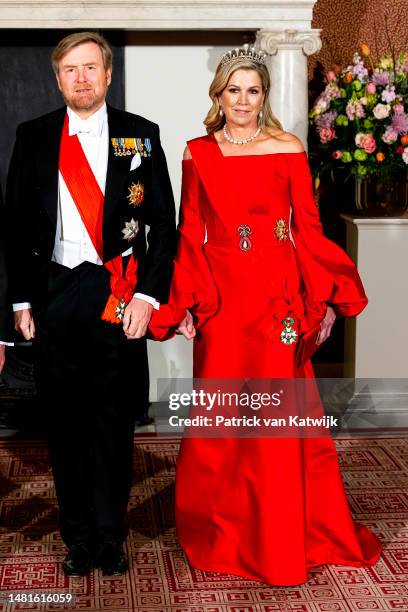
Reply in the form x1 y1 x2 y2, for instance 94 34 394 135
208 132 307 158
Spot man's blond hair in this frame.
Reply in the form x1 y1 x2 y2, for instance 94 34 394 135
51 31 113 74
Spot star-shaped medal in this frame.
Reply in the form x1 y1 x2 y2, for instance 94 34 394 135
122 218 139 241
127 182 145 207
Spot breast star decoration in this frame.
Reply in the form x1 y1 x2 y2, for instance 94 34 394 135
274 218 288 241
122 219 139 241
127 182 145 207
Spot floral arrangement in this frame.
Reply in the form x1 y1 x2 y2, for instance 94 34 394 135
309 45 408 185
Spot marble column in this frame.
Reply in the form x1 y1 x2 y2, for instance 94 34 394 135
256 29 321 148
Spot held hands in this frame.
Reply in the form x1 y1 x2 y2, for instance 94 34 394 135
176 309 196 340
122 297 153 340
316 305 336 346
14 308 36 341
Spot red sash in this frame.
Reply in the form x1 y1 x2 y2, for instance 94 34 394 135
59 114 137 324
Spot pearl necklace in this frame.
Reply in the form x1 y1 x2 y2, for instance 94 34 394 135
223 124 261 145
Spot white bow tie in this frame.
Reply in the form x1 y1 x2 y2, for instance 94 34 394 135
69 118 99 137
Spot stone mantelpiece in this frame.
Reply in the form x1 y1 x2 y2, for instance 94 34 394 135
0 1 316 29
0 1 321 145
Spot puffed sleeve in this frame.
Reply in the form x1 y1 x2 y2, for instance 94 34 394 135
288 153 367 317
148 159 219 340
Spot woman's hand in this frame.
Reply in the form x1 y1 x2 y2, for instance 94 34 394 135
316 306 336 345
176 310 196 340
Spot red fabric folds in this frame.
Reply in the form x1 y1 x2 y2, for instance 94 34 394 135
288 152 367 317
149 160 219 339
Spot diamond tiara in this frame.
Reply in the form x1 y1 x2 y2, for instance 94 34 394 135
220 44 266 67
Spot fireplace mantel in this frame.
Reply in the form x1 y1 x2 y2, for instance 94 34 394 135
0 0 316 30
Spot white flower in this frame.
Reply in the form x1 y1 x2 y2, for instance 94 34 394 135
355 132 364 146
402 148 408 164
373 103 391 119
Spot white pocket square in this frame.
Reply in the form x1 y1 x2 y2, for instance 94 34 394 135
130 152 142 171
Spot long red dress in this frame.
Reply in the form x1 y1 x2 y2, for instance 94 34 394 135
149 134 381 585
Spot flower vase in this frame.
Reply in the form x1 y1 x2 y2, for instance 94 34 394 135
354 171 408 216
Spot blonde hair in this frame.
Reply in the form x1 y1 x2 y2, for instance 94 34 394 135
51 32 113 74
204 57 282 133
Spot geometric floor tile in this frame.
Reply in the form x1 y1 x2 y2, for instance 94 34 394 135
0 436 407 611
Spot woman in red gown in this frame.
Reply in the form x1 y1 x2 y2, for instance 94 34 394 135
149 46 381 585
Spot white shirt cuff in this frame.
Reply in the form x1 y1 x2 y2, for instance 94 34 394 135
134 293 160 310
0 341 14 346
13 302 31 312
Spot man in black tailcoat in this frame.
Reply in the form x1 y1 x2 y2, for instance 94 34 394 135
5 32 176 576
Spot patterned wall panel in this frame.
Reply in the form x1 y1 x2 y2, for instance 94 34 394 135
310 0 408 76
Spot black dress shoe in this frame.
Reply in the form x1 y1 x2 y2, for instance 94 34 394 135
135 414 154 427
95 543 129 576
62 544 92 577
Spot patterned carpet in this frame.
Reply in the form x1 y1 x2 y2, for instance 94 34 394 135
0 436 407 612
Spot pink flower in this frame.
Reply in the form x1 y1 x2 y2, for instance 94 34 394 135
391 112 408 133
396 146 404 154
382 128 398 144
326 70 336 82
314 94 330 114
332 150 342 159
366 82 376 94
394 103 404 114
362 135 376 153
355 132 376 153
382 86 396 103
346 99 365 120
318 127 336 143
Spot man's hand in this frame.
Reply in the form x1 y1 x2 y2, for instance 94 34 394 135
14 308 36 340
176 310 196 340
316 305 336 345
122 297 153 339
0 345 5 374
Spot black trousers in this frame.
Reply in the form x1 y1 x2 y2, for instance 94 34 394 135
34 261 147 548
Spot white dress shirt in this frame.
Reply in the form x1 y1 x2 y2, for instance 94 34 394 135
14 103 158 312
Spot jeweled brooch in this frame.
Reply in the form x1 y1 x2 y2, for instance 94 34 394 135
121 218 139 241
274 218 288 241
127 182 144 207
238 224 252 251
280 317 298 345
